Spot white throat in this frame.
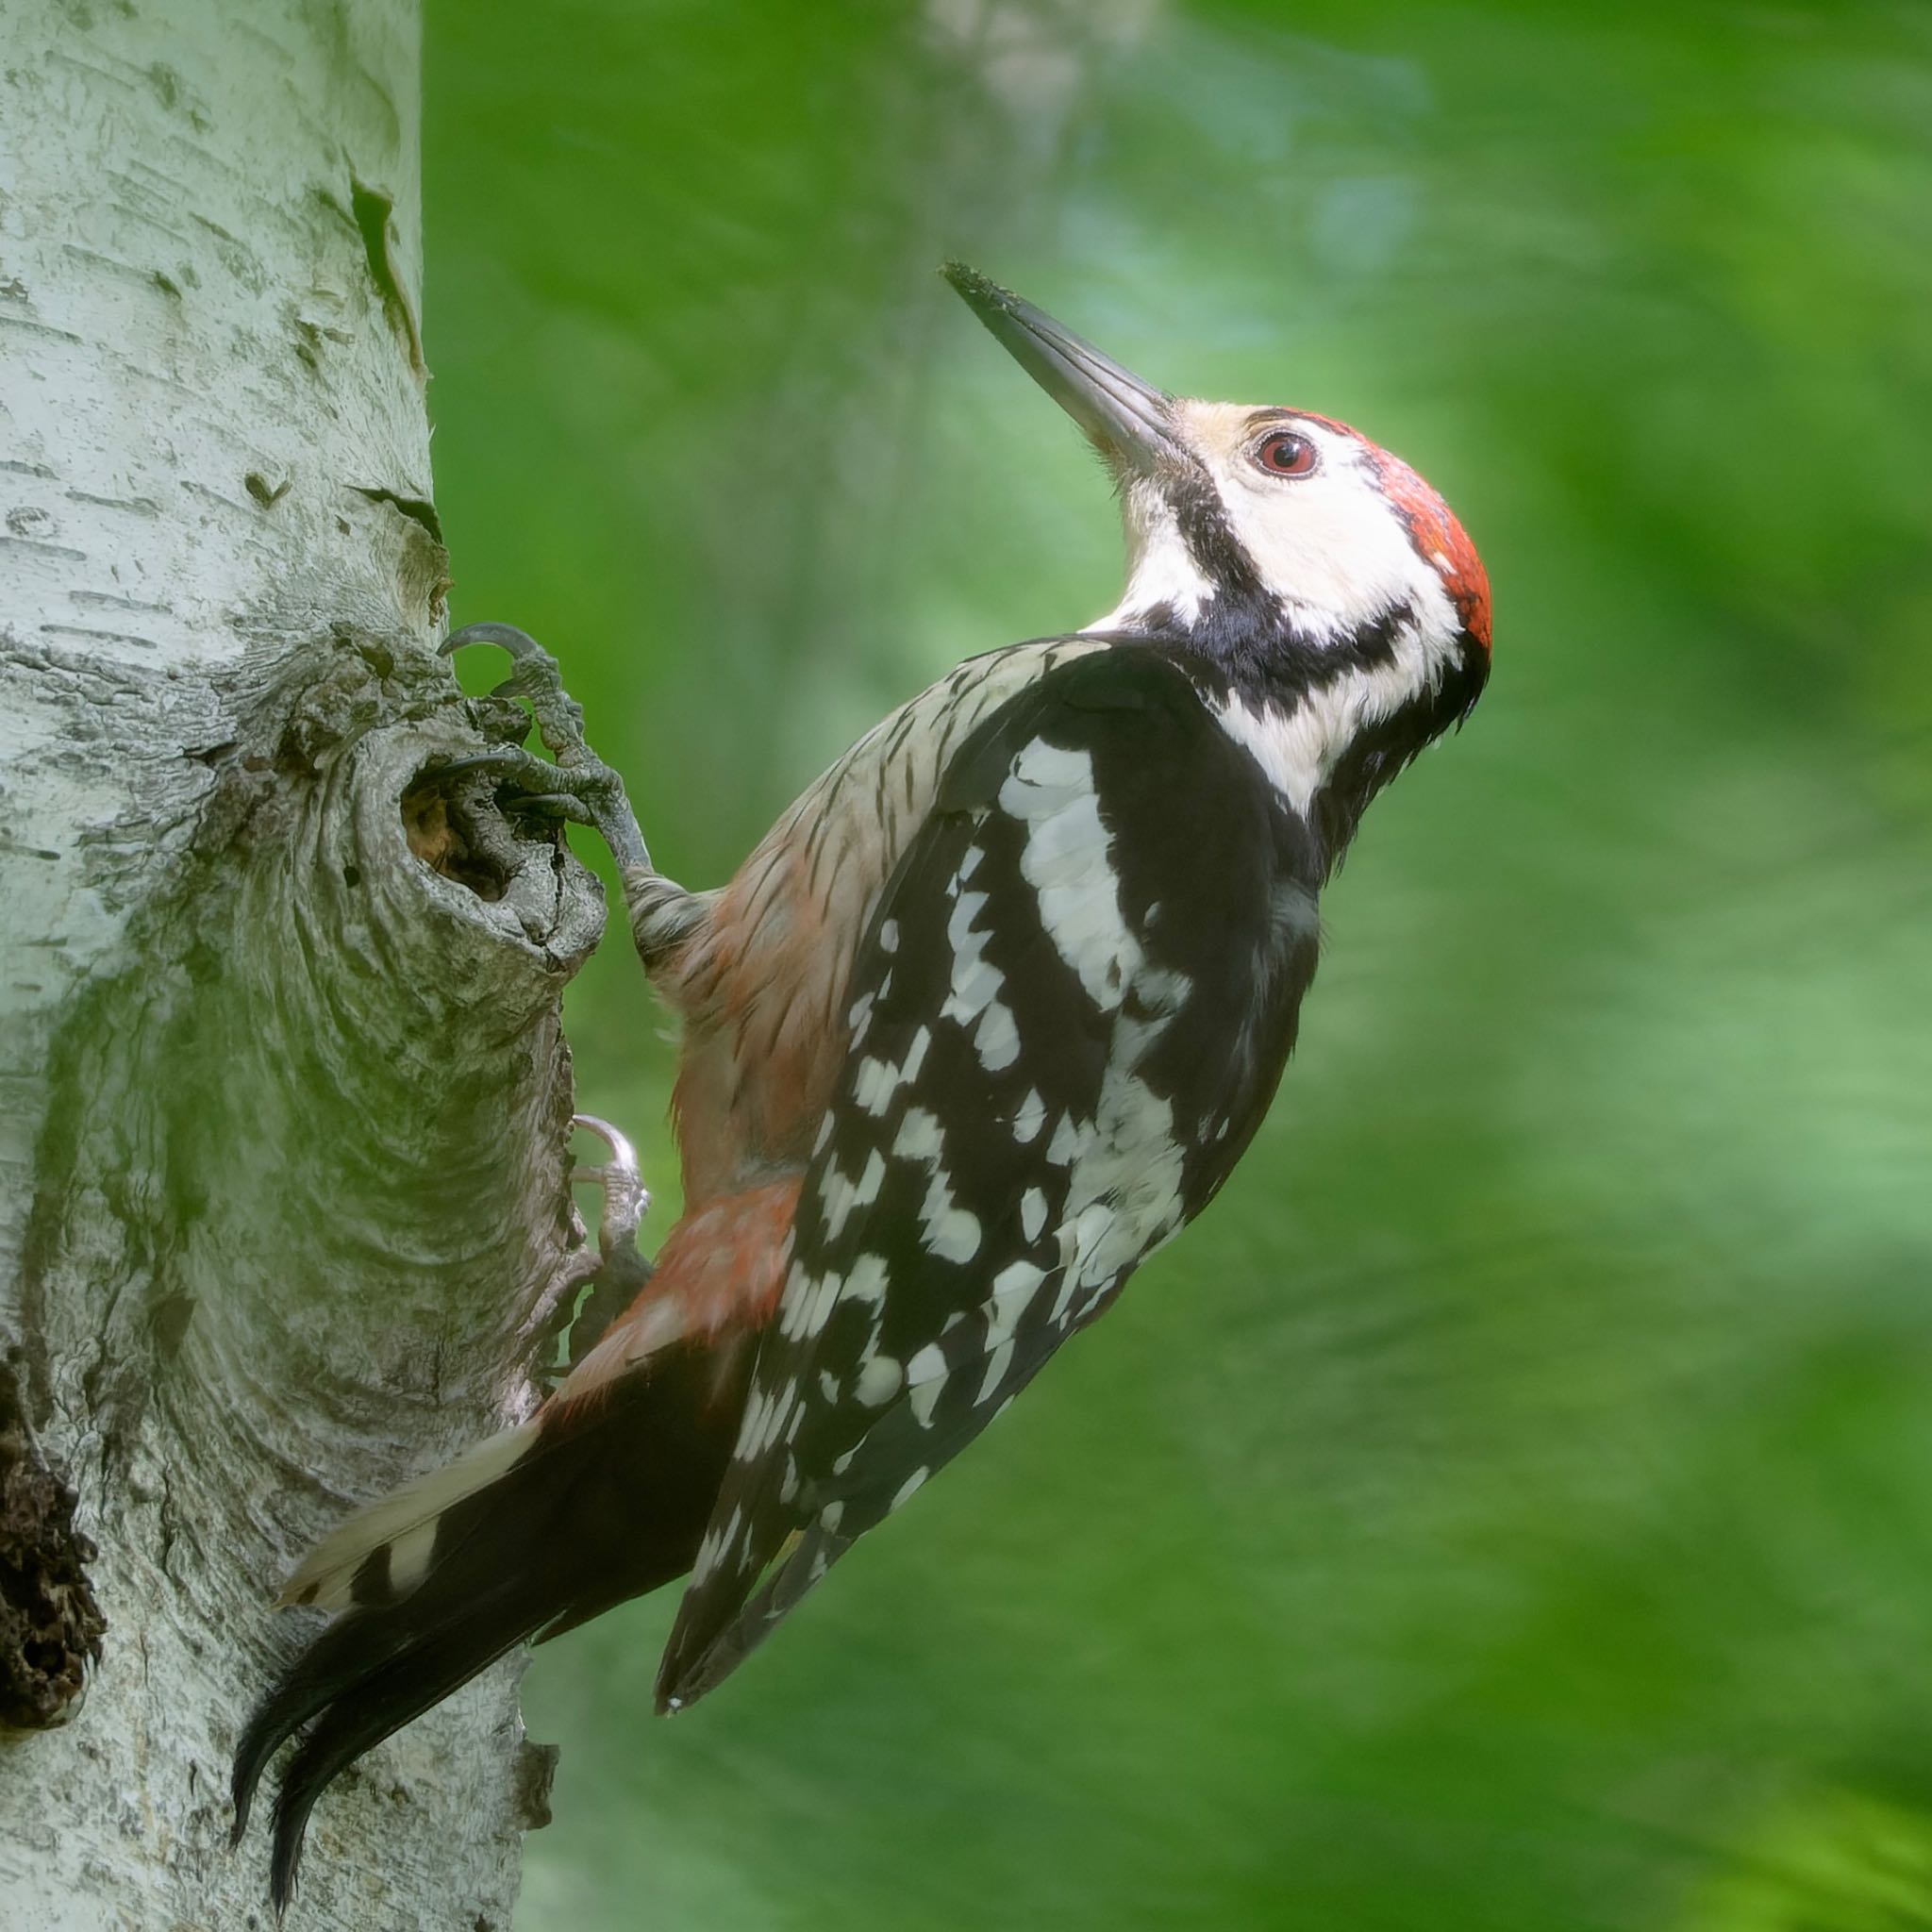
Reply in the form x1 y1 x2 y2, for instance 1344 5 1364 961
1083 491 1212 634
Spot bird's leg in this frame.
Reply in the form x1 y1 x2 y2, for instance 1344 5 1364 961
441 623 709 971
544 1112 656 1385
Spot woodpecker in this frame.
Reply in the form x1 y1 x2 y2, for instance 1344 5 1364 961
232 263 1491 1909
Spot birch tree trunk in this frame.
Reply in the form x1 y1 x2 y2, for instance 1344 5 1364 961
0 2 599 1924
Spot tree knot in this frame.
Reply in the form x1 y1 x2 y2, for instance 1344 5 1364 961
0 1357 107 1730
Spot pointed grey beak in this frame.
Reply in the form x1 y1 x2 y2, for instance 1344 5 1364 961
941 262 1176 477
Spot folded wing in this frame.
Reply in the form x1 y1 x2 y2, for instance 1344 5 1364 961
656 644 1321 1708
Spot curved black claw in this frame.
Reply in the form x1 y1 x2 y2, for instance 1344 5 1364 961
561 1113 654 1371
441 620 550 663
442 622 591 775
573 1112 649 1257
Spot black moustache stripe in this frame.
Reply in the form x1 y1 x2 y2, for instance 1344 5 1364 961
1119 591 1416 709
1139 457 1415 707
1163 457 1267 602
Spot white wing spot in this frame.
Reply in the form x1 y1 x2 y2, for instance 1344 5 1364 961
902 1026 932 1082
891 1468 929 1510
821 1148 885 1241
855 1355 902 1407
976 1339 1015 1406
839 1254 890 1306
733 1390 771 1460
919 1171 981 1264
893 1108 944 1162
985 1259 1046 1348
1021 1189 1047 1241
947 887 989 948
795 1272 841 1339
778 1278 811 1343
852 1058 896 1116
941 884 1005 1032
941 956 1003 1026
974 999 1020 1072
701 1507 742 1585
692 1524 723 1584
907 1342 948 1385
1000 743 1146 1012
1046 1113 1088 1166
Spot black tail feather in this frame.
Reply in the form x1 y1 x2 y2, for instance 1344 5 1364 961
231 1571 517 1854
267 1585 539 1914
231 1611 399 1849
232 1340 747 1908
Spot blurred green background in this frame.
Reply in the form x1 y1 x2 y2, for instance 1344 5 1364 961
424 2 1932 1927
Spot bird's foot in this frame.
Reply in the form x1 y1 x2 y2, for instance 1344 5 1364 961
430 738 655 883
444 622 593 768
441 622 653 874
572 1111 650 1263
441 625 710 968
550 1113 655 1382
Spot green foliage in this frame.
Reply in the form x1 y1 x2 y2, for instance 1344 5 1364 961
424 3 1932 1924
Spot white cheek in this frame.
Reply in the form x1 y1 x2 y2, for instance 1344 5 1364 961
1220 467 1428 641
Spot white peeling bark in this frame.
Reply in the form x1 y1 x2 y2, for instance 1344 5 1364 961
0 3 601 1925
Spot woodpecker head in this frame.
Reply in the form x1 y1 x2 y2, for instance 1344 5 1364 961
943 263 1490 850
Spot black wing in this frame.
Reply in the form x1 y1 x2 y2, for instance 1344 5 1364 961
657 644 1321 1707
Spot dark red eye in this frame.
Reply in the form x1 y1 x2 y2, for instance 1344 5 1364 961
1254 431 1318 478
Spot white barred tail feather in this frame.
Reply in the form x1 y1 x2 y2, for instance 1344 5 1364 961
276 1420 540 1613
234 1341 751 1915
